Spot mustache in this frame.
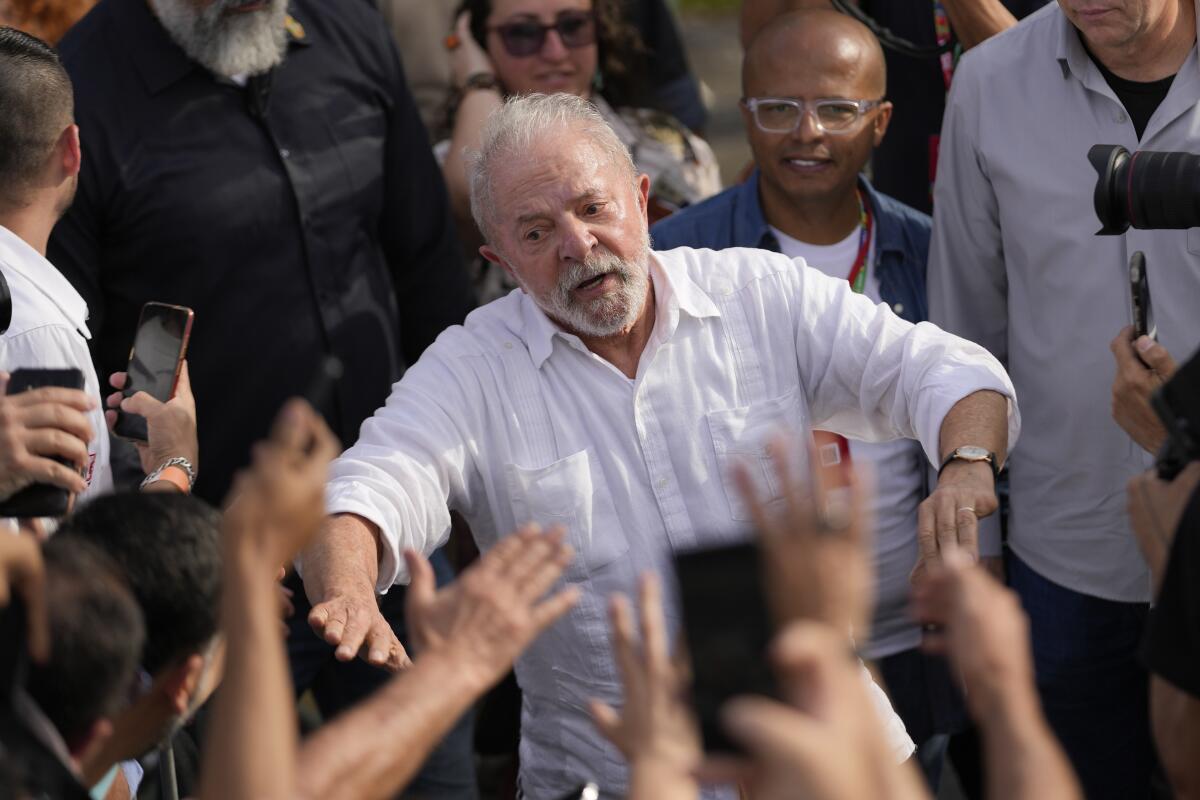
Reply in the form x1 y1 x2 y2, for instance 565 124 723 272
558 250 631 291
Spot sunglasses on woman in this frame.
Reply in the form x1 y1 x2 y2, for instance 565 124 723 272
488 10 596 58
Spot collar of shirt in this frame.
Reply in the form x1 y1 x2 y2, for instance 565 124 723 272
117 0 314 97
1054 3 1200 137
0 225 90 338
737 169 912 272
518 253 721 369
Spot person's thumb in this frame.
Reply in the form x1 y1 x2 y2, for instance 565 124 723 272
1136 336 1178 377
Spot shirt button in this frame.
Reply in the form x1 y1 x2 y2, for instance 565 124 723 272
1116 111 1128 124
892 303 904 315
280 147 291 159
504 342 514 350
657 477 669 490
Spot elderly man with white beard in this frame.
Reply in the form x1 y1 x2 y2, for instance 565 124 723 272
48 0 475 794
298 92 1022 799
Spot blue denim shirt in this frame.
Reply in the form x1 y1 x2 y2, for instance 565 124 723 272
651 170 930 324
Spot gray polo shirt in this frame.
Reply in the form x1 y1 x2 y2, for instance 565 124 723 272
929 4 1200 603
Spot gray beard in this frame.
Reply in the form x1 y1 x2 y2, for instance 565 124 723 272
149 0 288 79
516 241 652 339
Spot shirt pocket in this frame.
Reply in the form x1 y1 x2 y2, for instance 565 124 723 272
505 449 628 580
706 387 808 522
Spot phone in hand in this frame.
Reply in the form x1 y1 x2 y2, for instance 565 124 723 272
675 541 778 755
1130 251 1155 341
0 368 85 518
113 302 194 442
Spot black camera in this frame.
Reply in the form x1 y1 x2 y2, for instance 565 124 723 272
1089 144 1200 234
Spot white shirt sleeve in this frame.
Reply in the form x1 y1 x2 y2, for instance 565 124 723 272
322 342 482 592
789 260 1020 468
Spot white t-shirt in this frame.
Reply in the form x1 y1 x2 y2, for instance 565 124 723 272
0 225 113 505
771 224 926 658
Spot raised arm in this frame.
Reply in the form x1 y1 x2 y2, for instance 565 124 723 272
940 0 1018 50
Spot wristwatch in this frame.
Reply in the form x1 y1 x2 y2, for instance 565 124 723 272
938 446 999 481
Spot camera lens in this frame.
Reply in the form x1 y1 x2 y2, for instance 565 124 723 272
1090 143 1200 233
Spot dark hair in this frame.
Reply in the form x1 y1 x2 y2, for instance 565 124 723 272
460 0 648 109
0 27 73 206
26 536 145 751
56 492 223 675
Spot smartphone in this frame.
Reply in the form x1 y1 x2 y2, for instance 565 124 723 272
675 541 778 755
0 368 85 518
1130 251 1155 341
1151 346 1200 480
113 302 194 441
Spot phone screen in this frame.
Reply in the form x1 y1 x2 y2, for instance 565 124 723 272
675 541 778 755
114 303 193 441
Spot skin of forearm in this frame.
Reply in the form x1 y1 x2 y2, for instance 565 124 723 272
293 650 488 800
625 759 699 800
938 389 1009 464
940 0 1018 50
443 88 503 228
979 687 1082 800
300 514 383 599
1151 675 1200 798
199 552 299 800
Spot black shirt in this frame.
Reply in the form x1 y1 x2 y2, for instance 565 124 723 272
50 0 472 502
1092 55 1176 140
859 0 1051 214
1144 487 1200 700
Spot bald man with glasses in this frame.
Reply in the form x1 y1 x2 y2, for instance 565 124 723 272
651 9 985 791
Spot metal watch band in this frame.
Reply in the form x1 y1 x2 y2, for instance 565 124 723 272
140 456 196 492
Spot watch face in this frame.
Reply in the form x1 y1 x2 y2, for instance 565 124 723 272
956 446 991 460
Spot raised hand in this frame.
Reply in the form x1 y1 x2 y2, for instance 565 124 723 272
403 523 579 691
733 436 875 636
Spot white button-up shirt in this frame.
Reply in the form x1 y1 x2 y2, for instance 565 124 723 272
0 225 112 504
325 246 1018 797
929 5 1200 602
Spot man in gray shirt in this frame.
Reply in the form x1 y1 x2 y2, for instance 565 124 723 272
928 0 1200 796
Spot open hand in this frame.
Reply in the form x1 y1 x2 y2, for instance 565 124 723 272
590 573 700 776
403 524 579 691
734 436 875 636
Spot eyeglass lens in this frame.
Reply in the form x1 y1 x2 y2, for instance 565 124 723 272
497 11 596 57
754 100 866 132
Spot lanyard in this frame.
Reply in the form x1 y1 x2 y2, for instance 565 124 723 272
846 189 873 295
933 0 955 92
814 190 874 469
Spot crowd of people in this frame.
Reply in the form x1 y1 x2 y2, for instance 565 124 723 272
0 0 1197 798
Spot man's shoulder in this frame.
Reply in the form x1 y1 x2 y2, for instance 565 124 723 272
955 2 1060 77
651 183 746 250
424 293 528 359
873 191 932 241
57 0 120 86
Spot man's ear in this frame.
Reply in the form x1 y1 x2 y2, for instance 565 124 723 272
160 654 206 715
636 173 650 222
57 124 82 181
872 102 894 147
480 245 521 286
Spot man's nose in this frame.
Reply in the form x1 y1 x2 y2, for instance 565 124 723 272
793 106 824 144
540 28 570 61
559 215 597 262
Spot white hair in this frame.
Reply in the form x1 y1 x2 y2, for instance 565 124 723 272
466 93 638 243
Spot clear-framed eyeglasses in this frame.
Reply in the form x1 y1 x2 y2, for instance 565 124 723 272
741 97 885 135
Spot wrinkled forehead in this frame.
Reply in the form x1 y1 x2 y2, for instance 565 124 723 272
491 134 629 219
